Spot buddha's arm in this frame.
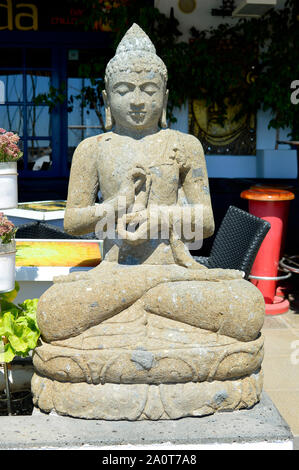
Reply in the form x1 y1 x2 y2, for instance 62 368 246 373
180 134 215 240
64 137 101 235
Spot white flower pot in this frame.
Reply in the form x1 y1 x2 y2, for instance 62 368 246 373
0 241 16 293
0 162 18 210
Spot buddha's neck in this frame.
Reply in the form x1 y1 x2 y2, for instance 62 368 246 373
114 124 160 140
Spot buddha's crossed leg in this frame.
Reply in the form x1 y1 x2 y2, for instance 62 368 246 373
37 261 263 343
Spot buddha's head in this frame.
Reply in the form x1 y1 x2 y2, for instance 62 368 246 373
103 24 169 135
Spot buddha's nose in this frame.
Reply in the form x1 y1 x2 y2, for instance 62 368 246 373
131 89 145 108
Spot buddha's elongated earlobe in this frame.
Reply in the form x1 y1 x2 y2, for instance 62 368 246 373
160 89 169 129
102 90 114 131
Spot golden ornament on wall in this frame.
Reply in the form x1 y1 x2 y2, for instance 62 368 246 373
178 0 196 14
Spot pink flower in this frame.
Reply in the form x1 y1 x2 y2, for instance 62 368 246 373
0 129 22 162
0 213 16 242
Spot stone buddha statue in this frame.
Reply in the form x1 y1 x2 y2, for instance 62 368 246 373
32 24 265 420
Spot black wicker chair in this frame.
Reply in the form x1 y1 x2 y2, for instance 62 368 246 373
194 205 271 280
15 221 96 240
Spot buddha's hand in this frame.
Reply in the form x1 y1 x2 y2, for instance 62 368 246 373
118 165 149 209
117 207 158 245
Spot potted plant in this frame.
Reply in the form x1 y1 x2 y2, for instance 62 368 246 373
0 283 39 415
0 128 23 210
0 213 17 293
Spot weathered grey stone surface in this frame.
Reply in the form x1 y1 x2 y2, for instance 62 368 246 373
31 371 263 420
32 316 264 384
32 24 266 419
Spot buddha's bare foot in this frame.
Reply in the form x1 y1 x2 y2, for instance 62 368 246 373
201 268 245 280
53 271 92 284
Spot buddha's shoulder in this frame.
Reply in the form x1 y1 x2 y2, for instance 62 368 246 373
73 133 114 159
161 128 204 150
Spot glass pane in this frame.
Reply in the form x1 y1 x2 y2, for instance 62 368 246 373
27 106 51 136
26 71 51 102
26 49 51 69
27 139 52 171
0 72 23 103
0 105 23 135
67 78 104 168
0 49 23 68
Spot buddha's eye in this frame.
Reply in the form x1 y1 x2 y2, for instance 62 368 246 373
113 83 133 96
116 87 130 96
141 84 158 96
145 90 156 96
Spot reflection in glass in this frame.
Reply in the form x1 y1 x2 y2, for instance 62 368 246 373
27 106 51 136
0 72 23 103
67 77 104 167
0 105 23 134
27 139 52 171
16 139 25 171
26 71 51 102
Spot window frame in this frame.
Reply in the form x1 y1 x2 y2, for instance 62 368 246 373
0 45 67 177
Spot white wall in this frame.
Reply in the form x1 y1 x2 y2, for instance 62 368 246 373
155 0 286 40
156 0 297 179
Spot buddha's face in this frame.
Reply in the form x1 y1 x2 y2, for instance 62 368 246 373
191 98 249 145
106 69 167 134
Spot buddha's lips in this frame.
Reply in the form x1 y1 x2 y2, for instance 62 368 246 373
129 111 146 121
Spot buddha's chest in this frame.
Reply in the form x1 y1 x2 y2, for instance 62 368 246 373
97 136 180 204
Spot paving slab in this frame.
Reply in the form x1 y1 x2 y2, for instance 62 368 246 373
0 392 293 450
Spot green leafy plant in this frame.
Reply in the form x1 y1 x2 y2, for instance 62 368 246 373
0 283 40 363
254 0 299 143
33 83 68 113
75 0 299 140
36 0 299 144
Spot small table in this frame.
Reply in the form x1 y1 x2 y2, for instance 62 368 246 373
3 200 66 229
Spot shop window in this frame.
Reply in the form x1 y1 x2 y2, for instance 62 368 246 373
27 139 52 171
27 106 51 136
26 71 51 102
67 48 110 168
0 71 23 102
0 47 58 175
0 104 23 134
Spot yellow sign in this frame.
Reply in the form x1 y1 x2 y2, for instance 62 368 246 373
16 240 102 267
0 0 38 31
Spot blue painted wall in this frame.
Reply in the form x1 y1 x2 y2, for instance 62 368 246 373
172 105 298 179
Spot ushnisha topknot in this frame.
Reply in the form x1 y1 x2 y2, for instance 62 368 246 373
105 23 168 86
115 23 157 55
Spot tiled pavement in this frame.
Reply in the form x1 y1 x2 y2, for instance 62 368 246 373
262 308 299 450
